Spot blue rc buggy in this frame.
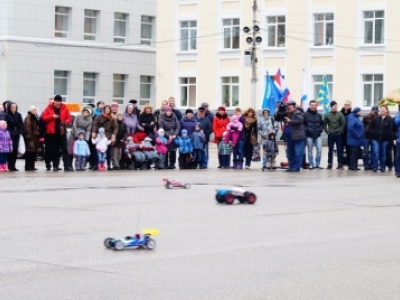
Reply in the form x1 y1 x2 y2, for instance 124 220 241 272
215 188 257 205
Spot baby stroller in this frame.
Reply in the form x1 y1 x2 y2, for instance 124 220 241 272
142 150 159 169
130 151 148 170
122 136 148 170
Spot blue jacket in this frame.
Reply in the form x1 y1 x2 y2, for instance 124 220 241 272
174 136 193 154
73 139 90 156
394 113 400 143
179 117 196 135
347 113 365 147
191 130 205 149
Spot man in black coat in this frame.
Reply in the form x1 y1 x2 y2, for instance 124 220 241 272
168 97 183 121
195 106 212 168
201 102 214 125
303 100 324 169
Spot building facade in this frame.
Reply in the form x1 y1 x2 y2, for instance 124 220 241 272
156 0 400 111
0 0 157 112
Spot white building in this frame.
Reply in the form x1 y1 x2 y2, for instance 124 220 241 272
0 0 157 112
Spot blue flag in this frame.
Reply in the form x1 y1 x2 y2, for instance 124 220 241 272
316 75 331 115
262 72 281 115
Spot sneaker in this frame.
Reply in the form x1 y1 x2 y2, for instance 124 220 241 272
315 166 324 169
396 173 400 178
245 166 250 169
337 165 344 170
326 165 332 170
308 167 314 170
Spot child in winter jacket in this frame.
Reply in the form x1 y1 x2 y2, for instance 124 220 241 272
225 115 243 147
91 127 111 171
191 123 206 169
174 129 193 169
0 120 12 172
218 131 232 169
155 128 170 169
73 130 90 171
262 132 279 171
124 136 146 170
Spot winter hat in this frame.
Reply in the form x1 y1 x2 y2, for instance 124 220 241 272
54 95 62 102
231 115 239 122
371 105 379 112
83 106 94 116
181 129 188 135
78 130 85 137
217 105 226 111
157 128 165 134
201 102 209 107
110 102 119 108
185 108 194 115
330 101 337 108
197 106 205 112
287 100 296 106
352 107 361 114
116 112 123 118
129 99 138 104
144 137 152 142
164 106 172 112
0 120 6 129
98 127 105 134
87 103 95 108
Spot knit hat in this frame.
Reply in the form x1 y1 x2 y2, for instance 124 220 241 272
218 105 226 111
110 102 119 108
78 130 85 137
231 115 239 122
98 127 105 134
0 120 6 129
198 106 205 112
330 101 337 108
157 128 165 134
82 106 94 116
195 122 202 128
201 102 209 107
185 109 194 115
164 106 172 112
181 129 188 135
371 105 378 112
352 107 361 114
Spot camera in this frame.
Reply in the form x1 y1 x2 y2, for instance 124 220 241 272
274 102 287 122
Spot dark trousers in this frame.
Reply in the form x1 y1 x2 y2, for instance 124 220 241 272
395 143 400 175
243 142 253 167
386 141 394 169
45 133 71 169
193 149 205 168
166 150 176 168
89 139 97 167
25 151 36 170
220 154 230 167
44 134 52 168
178 153 189 169
347 146 359 169
328 133 343 166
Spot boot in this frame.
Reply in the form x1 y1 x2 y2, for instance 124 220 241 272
4 163 9 172
101 162 106 171
232 160 237 169
0 163 5 172
97 163 102 171
237 160 244 169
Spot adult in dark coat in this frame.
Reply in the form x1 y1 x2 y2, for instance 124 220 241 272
362 106 378 170
0 100 10 121
340 100 352 164
179 109 196 135
4 101 23 171
242 108 258 169
139 104 156 142
154 100 169 127
23 106 40 171
346 107 365 170
158 106 180 169
201 102 214 126
303 100 324 169
195 106 212 168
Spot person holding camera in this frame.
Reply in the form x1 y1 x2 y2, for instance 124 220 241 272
41 95 74 171
283 100 306 172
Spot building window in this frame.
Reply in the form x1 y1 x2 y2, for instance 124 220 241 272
114 13 128 43
113 74 126 104
141 16 154 46
222 77 239 107
84 9 99 41
363 74 383 107
140 76 153 105
223 18 240 49
314 13 334 46
54 70 69 102
83 73 97 104
55 7 70 38
179 78 196 107
267 16 285 47
180 21 197 51
313 75 333 100
364 11 385 44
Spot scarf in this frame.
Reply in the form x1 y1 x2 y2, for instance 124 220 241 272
244 115 256 129
102 112 113 121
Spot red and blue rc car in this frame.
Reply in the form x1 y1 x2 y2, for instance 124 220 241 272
215 188 257 205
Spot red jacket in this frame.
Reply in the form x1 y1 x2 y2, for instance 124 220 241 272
41 103 72 134
213 115 230 143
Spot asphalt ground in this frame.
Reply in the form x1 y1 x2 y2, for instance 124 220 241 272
1 146 400 300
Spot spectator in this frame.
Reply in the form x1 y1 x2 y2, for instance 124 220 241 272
112 113 127 170
154 100 168 126
284 100 306 172
201 102 214 125
129 99 141 116
213 106 230 144
341 100 352 164
362 106 378 170
0 120 12 171
175 129 193 169
303 100 324 170
346 107 365 171
158 106 180 169
94 101 105 117
139 104 156 141
324 101 346 170
92 105 118 170
4 102 24 171
191 123 206 169
242 108 258 169
168 97 183 121
394 106 400 178
23 106 40 171
0 100 10 121
180 109 196 135
110 102 119 119
195 106 212 168
123 103 142 136
370 105 394 172
41 95 73 171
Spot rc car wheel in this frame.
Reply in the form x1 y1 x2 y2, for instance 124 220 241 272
104 237 113 249
215 195 225 203
114 240 124 251
146 239 157 250
225 193 235 205
244 192 257 204
183 183 191 189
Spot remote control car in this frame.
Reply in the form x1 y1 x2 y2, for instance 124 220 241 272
163 178 191 189
104 228 159 251
215 188 257 205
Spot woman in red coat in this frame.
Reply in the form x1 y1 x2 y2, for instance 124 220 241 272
213 106 230 144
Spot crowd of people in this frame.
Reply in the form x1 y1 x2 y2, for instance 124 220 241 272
0 96 400 178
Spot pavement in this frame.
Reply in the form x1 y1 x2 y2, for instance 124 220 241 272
1 146 400 300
